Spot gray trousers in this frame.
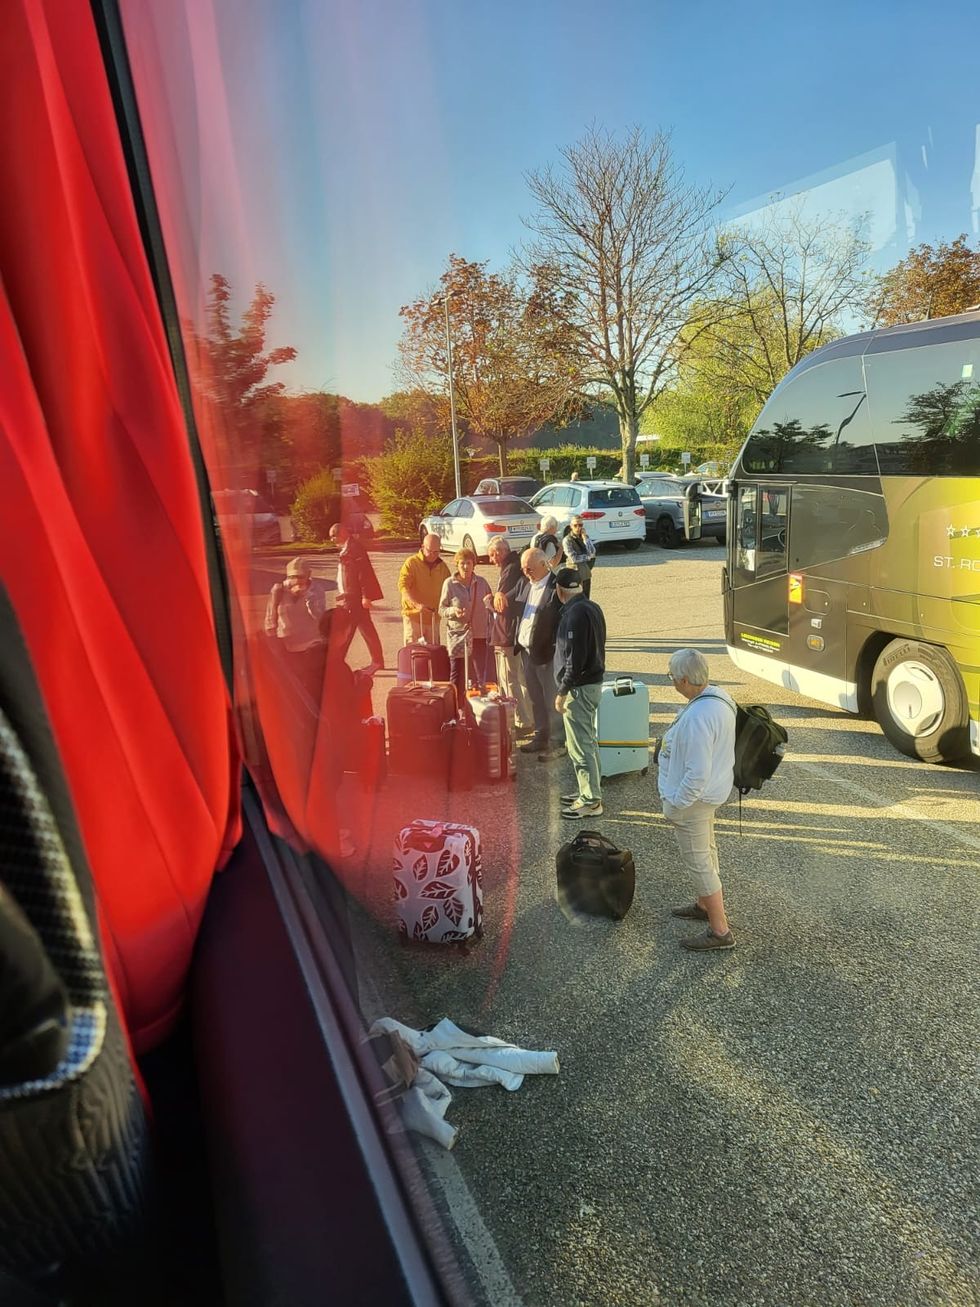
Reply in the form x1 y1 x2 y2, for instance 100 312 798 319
564 682 602 802
523 652 565 746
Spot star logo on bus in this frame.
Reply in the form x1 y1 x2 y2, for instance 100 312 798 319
946 524 979 539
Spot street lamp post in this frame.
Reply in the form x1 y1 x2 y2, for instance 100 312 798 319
441 292 462 499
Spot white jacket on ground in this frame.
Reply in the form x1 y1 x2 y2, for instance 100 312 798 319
657 685 736 809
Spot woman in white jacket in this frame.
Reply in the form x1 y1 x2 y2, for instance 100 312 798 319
657 648 737 951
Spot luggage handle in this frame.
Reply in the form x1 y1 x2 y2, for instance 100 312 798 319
410 649 435 689
572 829 619 853
612 676 634 697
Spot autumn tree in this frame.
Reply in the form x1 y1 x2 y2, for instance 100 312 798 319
184 273 298 486
398 254 582 475
869 234 980 326
704 205 871 407
521 127 728 483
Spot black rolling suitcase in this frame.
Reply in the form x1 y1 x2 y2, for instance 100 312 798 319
396 640 450 686
556 829 635 920
386 680 456 774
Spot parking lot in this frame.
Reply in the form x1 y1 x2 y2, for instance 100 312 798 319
255 538 980 1306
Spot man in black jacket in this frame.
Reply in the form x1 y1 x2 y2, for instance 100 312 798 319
515 547 566 761
553 566 606 818
486 538 533 733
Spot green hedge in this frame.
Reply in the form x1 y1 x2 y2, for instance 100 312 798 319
290 469 340 542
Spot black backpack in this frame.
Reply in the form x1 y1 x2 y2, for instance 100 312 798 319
700 695 788 795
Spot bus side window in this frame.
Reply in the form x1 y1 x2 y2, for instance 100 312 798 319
757 488 789 579
736 486 758 576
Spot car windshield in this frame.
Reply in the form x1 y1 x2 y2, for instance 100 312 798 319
588 486 641 507
477 498 534 515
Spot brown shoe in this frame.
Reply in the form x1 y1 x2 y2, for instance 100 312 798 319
680 929 735 952
670 903 708 921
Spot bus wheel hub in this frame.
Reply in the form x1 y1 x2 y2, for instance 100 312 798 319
886 661 945 737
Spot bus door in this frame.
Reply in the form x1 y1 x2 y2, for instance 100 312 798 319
729 483 791 658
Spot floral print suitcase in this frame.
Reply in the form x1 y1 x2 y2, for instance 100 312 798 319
393 820 483 943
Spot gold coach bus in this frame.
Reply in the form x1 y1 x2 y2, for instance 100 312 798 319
724 310 980 764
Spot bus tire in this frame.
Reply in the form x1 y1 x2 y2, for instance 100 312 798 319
870 639 971 763
655 516 680 549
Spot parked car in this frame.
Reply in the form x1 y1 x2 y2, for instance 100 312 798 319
635 474 728 548
419 495 541 559
212 488 281 545
473 475 543 499
529 481 646 549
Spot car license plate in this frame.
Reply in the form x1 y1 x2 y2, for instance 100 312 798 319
507 524 527 532
609 519 628 529
705 510 725 520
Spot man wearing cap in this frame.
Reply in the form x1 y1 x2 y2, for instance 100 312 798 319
264 557 328 704
553 566 607 819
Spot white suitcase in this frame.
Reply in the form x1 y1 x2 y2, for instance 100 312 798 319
393 820 483 943
598 677 650 778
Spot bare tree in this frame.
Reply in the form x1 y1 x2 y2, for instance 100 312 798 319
521 127 728 482
706 204 872 406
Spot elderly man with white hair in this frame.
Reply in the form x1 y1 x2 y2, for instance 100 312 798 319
531 515 563 571
657 648 737 951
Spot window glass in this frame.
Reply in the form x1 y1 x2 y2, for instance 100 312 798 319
441 500 461 516
588 486 642 507
735 485 758 576
788 484 889 569
757 485 789 578
479 498 534 514
456 499 474 518
534 488 555 506
743 358 875 475
866 339 980 475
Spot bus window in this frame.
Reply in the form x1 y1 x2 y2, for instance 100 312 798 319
866 339 980 475
742 357 875 475
757 486 789 578
735 485 757 575
788 484 889 570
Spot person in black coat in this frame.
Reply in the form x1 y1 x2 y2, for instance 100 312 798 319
514 547 565 761
328 523 384 673
486 537 533 732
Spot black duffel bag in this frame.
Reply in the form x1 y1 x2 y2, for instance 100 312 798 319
556 829 635 920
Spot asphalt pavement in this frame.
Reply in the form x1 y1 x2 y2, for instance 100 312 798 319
255 539 980 1307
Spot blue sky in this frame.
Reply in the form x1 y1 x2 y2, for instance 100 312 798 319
139 0 980 402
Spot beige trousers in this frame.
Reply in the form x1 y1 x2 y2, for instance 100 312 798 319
662 799 723 897
492 647 533 729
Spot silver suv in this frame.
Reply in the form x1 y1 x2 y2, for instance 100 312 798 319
635 475 728 548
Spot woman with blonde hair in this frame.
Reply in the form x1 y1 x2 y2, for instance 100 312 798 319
438 547 492 709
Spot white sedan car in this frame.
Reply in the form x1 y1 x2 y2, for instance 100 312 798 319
529 480 646 548
419 496 541 559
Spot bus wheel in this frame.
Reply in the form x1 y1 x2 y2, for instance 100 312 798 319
870 639 971 763
655 516 680 549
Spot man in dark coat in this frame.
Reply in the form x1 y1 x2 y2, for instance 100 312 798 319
515 547 565 761
328 523 384 674
486 537 532 732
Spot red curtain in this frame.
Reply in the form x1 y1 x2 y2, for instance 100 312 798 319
0 0 241 1053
